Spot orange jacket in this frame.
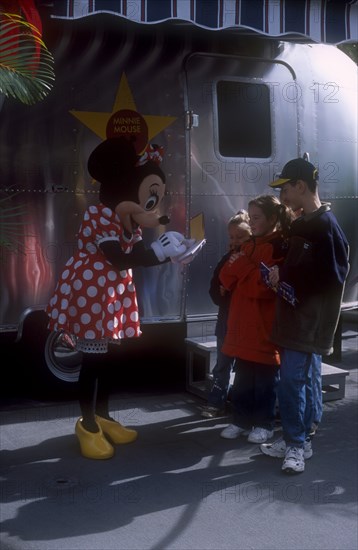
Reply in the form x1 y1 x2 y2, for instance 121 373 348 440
219 232 285 365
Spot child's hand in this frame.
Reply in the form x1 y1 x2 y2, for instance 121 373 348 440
219 285 227 296
268 265 280 286
228 251 244 265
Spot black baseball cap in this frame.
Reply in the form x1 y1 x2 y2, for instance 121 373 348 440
269 158 318 188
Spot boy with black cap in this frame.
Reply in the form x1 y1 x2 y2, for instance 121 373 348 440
260 157 349 473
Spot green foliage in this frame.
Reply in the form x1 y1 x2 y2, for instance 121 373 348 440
0 12 55 254
0 12 55 105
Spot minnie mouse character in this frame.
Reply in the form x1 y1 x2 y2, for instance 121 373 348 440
46 137 194 459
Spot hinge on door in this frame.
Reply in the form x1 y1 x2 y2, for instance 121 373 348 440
185 110 199 130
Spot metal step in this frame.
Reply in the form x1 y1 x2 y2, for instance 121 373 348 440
185 337 350 402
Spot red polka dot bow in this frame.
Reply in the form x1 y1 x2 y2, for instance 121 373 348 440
136 143 164 166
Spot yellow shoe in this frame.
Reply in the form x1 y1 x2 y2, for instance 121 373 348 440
75 418 114 459
95 415 138 444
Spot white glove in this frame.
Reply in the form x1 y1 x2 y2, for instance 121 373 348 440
151 231 187 262
171 238 206 265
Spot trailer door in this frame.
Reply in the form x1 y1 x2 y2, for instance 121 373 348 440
184 52 299 321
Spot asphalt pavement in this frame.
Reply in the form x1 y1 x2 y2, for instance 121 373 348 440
0 319 357 550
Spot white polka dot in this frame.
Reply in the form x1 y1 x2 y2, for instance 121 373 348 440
114 301 122 311
120 270 127 277
107 320 114 331
125 327 135 337
51 308 59 319
127 283 135 292
73 279 82 291
108 270 117 281
78 240 84 250
98 275 106 287
77 296 87 307
86 243 97 254
120 313 127 324
69 306 77 317
51 295 58 306
91 219 97 229
107 303 114 314
108 287 115 297
83 226 92 238
95 320 103 331
74 260 83 269
130 311 139 322
73 324 80 334
84 330 96 339
100 216 110 226
83 269 93 280
60 283 70 295
94 262 104 270
123 297 132 308
89 205 98 214
113 317 119 328
61 299 69 309
91 303 101 314
81 313 91 324
66 257 74 266
119 330 124 338
102 207 112 217
87 286 98 297
62 269 70 280
58 313 67 325
117 283 125 294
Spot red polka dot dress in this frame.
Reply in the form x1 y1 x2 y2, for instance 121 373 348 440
46 204 142 351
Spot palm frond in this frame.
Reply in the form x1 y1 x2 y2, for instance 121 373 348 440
0 12 55 105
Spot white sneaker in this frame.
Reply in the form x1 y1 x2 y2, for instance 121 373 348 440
282 446 305 473
247 427 274 443
309 422 319 437
220 424 247 439
260 436 313 459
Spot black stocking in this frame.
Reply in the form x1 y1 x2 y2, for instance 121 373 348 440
78 352 101 432
95 361 114 420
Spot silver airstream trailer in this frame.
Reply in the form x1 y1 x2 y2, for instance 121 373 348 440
0 1 357 393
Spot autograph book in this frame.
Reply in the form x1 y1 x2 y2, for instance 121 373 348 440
260 262 297 307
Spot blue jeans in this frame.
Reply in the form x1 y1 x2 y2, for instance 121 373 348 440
231 358 279 431
278 349 321 447
312 353 323 424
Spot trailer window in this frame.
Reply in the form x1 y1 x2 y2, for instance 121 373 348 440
217 81 271 158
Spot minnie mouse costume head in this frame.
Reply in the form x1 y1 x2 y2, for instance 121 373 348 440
87 137 169 232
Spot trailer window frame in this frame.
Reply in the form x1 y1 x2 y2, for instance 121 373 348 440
214 78 272 159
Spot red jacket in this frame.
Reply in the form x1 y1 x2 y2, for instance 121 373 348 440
219 232 285 365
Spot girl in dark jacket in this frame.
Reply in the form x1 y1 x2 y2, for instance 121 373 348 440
201 211 251 418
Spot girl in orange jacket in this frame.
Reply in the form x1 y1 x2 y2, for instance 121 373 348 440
219 195 293 444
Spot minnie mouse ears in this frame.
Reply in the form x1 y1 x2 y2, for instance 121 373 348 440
87 137 136 184
88 137 164 184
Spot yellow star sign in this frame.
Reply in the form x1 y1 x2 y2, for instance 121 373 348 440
70 73 177 153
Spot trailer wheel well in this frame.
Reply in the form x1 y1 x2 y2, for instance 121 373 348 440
15 307 81 396
44 330 82 383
